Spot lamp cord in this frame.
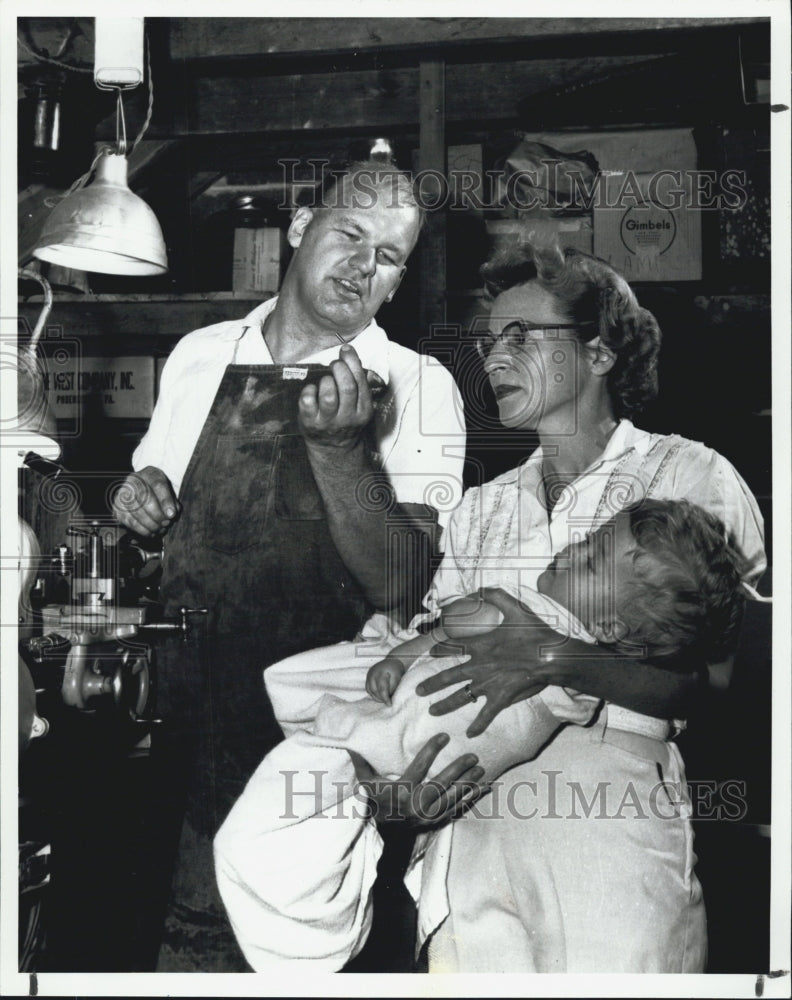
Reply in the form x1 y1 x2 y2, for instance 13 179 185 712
132 34 154 150
43 147 110 208
41 33 154 208
18 268 53 356
17 32 93 73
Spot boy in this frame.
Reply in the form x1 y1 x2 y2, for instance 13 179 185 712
214 499 747 970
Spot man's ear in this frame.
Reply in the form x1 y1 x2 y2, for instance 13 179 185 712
287 206 314 249
585 336 617 376
385 265 407 303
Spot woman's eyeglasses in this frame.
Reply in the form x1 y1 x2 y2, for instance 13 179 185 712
474 321 597 361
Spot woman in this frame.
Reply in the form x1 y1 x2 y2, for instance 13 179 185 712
216 240 765 972
411 241 766 972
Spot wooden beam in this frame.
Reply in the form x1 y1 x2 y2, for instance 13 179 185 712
168 17 767 61
185 134 416 178
418 61 446 332
181 65 416 134
173 55 660 135
15 15 768 76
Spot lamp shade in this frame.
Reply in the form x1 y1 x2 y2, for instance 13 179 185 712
33 151 167 275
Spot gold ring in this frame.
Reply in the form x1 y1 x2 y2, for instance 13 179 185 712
464 683 478 704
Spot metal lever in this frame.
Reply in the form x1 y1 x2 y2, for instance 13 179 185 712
179 605 208 634
23 632 72 663
66 522 98 537
139 606 208 642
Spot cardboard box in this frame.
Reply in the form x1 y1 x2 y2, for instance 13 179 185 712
516 128 698 174
593 171 702 282
488 128 701 279
44 356 155 419
232 227 284 293
487 217 593 255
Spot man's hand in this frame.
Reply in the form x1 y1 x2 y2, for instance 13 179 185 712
112 465 180 538
349 733 485 829
298 345 375 450
415 587 573 737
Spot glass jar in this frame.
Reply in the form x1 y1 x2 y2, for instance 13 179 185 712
198 195 285 293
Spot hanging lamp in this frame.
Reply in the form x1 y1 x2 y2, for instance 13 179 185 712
33 19 167 276
33 147 167 275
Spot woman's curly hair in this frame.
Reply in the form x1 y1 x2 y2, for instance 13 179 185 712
480 240 662 418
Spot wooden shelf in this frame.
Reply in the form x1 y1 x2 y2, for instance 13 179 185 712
18 291 273 304
21 288 771 305
17 293 274 341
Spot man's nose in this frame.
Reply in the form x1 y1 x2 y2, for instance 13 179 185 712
349 246 376 276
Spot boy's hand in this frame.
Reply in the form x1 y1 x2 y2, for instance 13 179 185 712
366 656 406 705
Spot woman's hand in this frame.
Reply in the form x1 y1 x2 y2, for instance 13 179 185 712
349 733 485 829
415 587 574 737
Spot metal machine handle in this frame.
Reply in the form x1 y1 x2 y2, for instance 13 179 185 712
139 605 208 641
62 642 151 717
111 647 150 719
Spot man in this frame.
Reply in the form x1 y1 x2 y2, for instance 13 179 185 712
121 161 464 621
114 160 470 970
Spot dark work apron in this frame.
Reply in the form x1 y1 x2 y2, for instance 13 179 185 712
150 362 373 972
161 362 372 648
